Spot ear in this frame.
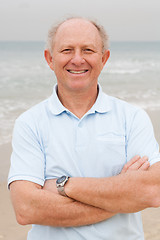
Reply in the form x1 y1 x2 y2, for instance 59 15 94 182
101 50 110 69
44 49 54 71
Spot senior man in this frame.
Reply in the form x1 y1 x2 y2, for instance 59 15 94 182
8 17 160 240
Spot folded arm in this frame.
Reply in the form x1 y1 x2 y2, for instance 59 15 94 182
65 161 160 213
10 156 149 226
10 180 115 227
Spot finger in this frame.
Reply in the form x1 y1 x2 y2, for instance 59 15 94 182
125 155 141 168
138 161 150 171
129 156 148 170
121 155 141 173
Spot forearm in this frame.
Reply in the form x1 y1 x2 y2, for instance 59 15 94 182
10 181 115 227
65 163 160 213
30 189 116 227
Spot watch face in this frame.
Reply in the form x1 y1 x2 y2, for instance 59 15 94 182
57 176 66 184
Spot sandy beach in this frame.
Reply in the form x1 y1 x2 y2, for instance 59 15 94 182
0 110 160 240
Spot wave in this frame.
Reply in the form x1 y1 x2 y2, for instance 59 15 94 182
107 69 140 74
102 59 160 75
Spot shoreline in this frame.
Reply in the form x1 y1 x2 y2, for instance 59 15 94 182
0 143 12 183
0 109 160 239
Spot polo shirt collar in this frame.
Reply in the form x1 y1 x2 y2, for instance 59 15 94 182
48 84 111 116
48 85 67 115
91 84 111 114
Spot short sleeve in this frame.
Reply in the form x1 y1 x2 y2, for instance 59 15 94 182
126 109 160 166
8 116 45 187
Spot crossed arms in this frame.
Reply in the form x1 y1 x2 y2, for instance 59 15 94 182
10 155 160 227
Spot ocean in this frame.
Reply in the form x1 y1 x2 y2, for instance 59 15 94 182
0 41 160 146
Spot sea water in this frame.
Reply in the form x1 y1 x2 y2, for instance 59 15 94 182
0 41 160 145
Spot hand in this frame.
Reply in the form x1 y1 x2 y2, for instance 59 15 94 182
121 155 150 174
43 179 57 194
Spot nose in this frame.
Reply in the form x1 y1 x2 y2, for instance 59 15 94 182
70 50 85 66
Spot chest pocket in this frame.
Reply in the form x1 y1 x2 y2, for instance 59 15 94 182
93 133 126 177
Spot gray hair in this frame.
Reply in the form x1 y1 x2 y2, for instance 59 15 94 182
46 17 109 54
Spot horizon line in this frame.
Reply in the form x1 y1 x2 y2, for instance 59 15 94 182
0 40 160 43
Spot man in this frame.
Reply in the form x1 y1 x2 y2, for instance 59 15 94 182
8 17 160 239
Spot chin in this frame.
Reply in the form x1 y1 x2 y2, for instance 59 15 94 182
68 81 91 92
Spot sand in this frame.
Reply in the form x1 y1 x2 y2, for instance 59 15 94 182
0 182 31 240
0 143 31 239
0 110 160 240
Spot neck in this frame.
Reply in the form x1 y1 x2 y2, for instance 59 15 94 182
57 85 99 119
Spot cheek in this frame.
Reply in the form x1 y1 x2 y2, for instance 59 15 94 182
53 55 71 68
86 56 103 69
91 60 104 73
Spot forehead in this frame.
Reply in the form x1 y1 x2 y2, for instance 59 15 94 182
54 19 102 48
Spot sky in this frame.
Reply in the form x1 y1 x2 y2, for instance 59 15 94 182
0 0 160 42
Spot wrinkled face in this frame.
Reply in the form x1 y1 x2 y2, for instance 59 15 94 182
46 19 109 93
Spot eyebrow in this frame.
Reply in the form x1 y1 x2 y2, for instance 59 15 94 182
82 44 97 49
59 43 97 50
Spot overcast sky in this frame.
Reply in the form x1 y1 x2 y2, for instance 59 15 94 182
0 0 160 42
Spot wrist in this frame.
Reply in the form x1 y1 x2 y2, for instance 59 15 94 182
65 177 72 197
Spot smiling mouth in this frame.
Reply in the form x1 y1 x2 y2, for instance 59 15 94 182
67 70 88 74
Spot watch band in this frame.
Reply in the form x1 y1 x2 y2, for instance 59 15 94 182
57 186 68 197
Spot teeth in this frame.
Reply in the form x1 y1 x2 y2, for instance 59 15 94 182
68 70 87 74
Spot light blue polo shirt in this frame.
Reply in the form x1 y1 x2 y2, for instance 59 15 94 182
8 84 160 240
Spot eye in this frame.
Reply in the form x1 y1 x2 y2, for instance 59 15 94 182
61 49 72 53
84 48 94 53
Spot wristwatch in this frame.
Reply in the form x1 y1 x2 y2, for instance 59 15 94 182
56 176 70 197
